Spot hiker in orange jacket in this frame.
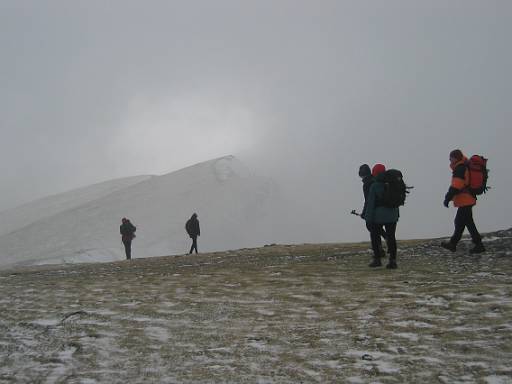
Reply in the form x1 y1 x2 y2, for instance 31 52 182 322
441 149 485 254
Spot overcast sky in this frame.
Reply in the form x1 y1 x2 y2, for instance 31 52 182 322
1 0 511 239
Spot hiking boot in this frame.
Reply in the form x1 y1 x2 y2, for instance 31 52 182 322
386 260 398 269
441 241 456 252
368 259 382 268
469 243 486 254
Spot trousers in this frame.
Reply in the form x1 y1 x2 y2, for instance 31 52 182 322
369 223 397 259
123 240 132 260
450 206 482 245
189 236 198 254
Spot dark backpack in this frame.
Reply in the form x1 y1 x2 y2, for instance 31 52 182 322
467 155 489 196
378 169 407 208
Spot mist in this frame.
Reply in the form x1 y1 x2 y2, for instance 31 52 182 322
1 0 511 242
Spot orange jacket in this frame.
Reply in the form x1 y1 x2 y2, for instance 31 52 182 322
446 158 476 207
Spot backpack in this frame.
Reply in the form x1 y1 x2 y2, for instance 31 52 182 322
467 155 489 195
378 169 407 208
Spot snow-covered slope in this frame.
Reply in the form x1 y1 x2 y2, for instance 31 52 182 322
0 175 151 237
0 156 287 268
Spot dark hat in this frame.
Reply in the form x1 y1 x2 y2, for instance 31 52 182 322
358 164 371 177
449 149 463 161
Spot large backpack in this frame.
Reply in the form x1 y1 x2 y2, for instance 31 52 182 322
185 219 192 235
467 155 489 195
378 169 407 208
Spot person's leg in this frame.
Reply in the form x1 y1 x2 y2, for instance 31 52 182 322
464 206 485 253
450 207 468 245
442 207 465 251
124 241 131 260
464 206 482 243
367 221 385 258
190 236 198 254
369 224 383 267
380 226 388 255
384 223 397 269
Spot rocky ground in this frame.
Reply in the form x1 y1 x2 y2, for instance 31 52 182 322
0 229 511 383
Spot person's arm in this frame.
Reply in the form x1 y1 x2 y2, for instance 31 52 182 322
444 164 466 205
362 200 368 219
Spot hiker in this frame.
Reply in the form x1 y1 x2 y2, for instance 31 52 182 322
120 218 136 260
364 164 399 269
359 164 373 220
185 213 200 254
359 163 386 258
441 149 485 253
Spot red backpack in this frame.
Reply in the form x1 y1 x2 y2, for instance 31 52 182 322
466 155 489 195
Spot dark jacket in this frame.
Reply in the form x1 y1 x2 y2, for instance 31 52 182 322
361 175 374 217
120 221 136 242
445 157 476 207
186 216 200 237
364 173 399 224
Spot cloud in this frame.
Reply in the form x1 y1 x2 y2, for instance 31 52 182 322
107 91 261 175
0 0 511 240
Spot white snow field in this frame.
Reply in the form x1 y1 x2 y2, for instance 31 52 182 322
0 156 295 268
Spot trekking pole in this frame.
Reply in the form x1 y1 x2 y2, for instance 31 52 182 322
350 209 361 217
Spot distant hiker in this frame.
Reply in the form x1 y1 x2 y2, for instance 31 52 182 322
120 218 136 260
185 213 200 254
441 149 485 254
359 163 386 258
364 164 400 269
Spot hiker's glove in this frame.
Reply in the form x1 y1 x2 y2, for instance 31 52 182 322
443 199 450 208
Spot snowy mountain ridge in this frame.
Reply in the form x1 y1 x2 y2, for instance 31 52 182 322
0 156 289 268
0 175 152 237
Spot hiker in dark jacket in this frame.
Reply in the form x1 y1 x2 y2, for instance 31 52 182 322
120 218 136 260
441 149 485 253
364 164 399 269
185 213 200 254
359 164 386 257
359 164 373 220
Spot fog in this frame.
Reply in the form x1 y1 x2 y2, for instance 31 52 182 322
1 0 511 242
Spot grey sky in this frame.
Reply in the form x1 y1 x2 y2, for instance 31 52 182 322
1 1 511 240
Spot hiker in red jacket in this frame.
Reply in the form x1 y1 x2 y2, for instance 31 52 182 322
441 149 485 254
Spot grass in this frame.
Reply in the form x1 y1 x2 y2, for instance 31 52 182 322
0 236 511 383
